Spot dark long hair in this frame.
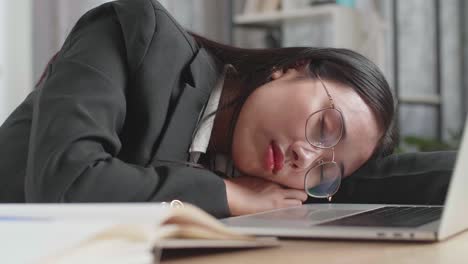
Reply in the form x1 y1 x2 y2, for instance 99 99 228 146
190 33 398 160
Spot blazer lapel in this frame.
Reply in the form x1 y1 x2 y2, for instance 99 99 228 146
151 48 221 164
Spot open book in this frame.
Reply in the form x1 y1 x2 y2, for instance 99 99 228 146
0 204 278 264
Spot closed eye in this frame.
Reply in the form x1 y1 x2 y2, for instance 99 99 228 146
319 115 325 141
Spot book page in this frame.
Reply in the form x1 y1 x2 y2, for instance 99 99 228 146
0 203 172 224
0 203 279 263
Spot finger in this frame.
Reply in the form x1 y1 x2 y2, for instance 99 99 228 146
281 199 303 208
282 189 308 202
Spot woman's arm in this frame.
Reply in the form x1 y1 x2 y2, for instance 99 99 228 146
225 177 308 216
25 2 229 217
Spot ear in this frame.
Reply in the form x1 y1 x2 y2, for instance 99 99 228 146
270 59 311 80
271 67 285 80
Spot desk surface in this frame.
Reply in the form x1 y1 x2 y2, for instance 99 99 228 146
162 230 468 264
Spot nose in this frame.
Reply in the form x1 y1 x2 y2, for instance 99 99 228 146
289 141 324 170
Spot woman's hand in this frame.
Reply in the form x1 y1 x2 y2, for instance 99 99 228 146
224 176 308 216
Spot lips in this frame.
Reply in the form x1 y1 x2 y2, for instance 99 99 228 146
263 141 284 174
271 141 284 173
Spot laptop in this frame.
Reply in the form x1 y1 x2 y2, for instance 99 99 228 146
222 118 468 241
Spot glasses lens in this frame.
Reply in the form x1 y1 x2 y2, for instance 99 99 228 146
305 162 342 198
306 109 343 148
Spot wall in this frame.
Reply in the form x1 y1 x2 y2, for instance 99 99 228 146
397 0 464 141
0 0 33 123
33 0 231 83
464 0 468 118
0 0 6 121
440 0 463 140
33 0 110 82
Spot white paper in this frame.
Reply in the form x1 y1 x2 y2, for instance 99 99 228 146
0 203 171 264
0 203 170 222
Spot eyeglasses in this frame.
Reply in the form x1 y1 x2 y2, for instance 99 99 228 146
303 75 344 201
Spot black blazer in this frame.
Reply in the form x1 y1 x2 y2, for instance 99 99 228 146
0 0 229 217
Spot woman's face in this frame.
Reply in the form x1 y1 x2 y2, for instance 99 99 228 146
231 66 383 190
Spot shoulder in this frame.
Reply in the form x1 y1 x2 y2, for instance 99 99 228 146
111 0 198 71
64 0 198 74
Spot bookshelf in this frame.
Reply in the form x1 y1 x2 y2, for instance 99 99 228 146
230 0 462 142
231 0 387 81
234 4 353 26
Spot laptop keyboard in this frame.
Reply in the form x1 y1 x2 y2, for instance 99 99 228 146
318 206 443 228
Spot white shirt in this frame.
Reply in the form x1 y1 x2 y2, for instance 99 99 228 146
188 65 240 177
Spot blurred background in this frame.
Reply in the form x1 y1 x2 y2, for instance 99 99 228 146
0 0 466 152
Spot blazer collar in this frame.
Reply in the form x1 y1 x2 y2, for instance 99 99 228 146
151 48 223 164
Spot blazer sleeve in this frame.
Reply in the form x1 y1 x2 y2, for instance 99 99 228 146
25 3 230 218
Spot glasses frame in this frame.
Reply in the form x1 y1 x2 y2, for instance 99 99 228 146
303 75 345 199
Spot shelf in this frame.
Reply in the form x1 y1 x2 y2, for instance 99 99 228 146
234 4 389 31
233 4 352 27
399 95 441 106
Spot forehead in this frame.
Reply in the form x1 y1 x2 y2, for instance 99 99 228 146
322 80 382 176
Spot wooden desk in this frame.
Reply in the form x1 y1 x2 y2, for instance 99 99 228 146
162 231 468 264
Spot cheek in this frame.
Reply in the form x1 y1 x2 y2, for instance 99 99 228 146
230 96 266 176
231 126 269 180
278 97 318 139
